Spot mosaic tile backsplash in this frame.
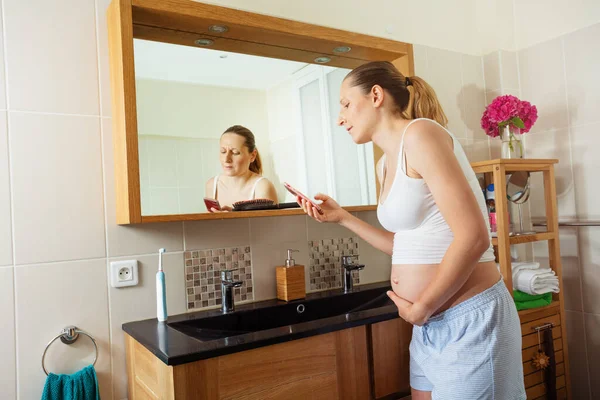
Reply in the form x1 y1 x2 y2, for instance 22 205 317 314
184 246 254 310
309 237 360 291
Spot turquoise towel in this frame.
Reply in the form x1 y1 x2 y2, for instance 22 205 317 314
41 365 100 400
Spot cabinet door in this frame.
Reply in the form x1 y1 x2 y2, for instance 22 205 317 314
370 319 412 399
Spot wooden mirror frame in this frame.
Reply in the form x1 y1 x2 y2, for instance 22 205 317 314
107 0 414 224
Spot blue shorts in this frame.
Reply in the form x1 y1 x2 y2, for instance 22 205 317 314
410 279 526 399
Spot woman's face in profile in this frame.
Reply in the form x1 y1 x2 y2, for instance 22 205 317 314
219 133 256 176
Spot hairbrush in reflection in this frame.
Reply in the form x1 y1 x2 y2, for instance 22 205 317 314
232 199 275 211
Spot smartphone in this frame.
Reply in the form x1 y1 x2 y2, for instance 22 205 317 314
204 197 221 212
283 182 323 214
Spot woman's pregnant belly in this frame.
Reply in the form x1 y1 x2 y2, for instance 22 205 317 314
390 264 438 303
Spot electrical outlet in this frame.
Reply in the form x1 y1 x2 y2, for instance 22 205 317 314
110 260 139 288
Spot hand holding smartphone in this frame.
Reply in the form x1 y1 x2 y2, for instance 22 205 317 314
283 182 323 214
204 197 221 212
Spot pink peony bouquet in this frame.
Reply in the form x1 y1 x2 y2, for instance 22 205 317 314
480 95 538 138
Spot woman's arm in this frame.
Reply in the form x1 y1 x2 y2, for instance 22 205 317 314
390 121 490 324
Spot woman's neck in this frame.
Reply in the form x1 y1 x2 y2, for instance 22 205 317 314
221 170 255 189
371 115 411 155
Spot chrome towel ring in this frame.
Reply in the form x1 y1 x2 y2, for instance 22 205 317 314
41 325 98 376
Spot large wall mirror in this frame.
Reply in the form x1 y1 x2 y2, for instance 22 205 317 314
108 0 413 223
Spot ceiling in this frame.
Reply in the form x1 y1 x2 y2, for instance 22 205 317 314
133 39 309 91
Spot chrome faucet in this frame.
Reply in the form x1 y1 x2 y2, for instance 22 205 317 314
220 269 242 313
341 255 364 293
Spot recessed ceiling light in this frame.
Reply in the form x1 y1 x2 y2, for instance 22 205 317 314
314 56 331 64
209 25 229 33
194 38 214 46
333 46 351 53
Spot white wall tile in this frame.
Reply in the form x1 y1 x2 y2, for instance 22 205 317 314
108 252 185 399
3 0 99 115
584 312 600 399
564 23 600 127
519 38 569 133
500 50 519 91
571 122 600 219
0 112 12 266
184 218 250 250
425 48 466 138
15 260 111 400
524 129 576 219
101 118 184 257
483 51 501 92
96 0 112 118
0 268 15 400
579 227 600 315
9 113 105 265
461 54 487 140
565 311 591 400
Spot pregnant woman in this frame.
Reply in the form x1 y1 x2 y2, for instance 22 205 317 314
297 61 525 400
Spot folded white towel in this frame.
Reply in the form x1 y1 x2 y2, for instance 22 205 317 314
511 261 540 276
513 268 560 295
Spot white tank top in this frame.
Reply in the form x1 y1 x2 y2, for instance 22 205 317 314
377 118 495 265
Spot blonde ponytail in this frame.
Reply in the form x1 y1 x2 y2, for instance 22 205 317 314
403 76 448 127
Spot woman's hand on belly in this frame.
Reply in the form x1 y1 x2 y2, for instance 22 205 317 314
386 291 431 326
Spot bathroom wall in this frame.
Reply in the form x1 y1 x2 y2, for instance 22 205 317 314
482 19 600 399
0 1 488 400
518 22 600 400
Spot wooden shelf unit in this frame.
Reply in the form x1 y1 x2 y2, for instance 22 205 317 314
471 159 571 399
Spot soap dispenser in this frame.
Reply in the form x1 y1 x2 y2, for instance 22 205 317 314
276 249 306 302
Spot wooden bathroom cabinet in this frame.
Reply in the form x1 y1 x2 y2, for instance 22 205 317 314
125 318 412 399
471 159 571 399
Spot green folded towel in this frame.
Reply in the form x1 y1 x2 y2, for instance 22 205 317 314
41 365 100 400
513 290 552 311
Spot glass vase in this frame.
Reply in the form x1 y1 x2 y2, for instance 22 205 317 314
500 125 523 159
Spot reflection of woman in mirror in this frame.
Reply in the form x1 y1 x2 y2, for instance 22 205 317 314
205 125 277 212
297 62 524 399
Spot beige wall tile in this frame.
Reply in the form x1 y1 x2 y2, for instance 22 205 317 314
15 260 111 400
485 89 502 104
564 23 600 127
565 311 591 400
579 227 600 314
251 240 310 300
524 129 576 219
571 123 600 219
0 6 7 110
533 227 582 312
109 252 185 399
584 312 600 399
519 38 569 133
10 113 105 265
306 215 353 241
353 211 391 285
412 44 428 76
483 51 501 92
96 0 112 118
249 215 307 246
101 118 184 257
0 267 15 399
500 50 519 91
0 112 11 266
460 54 487 140
3 0 99 115
184 218 250 250
425 48 466 138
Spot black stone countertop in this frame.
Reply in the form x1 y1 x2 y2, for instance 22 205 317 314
122 281 399 366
